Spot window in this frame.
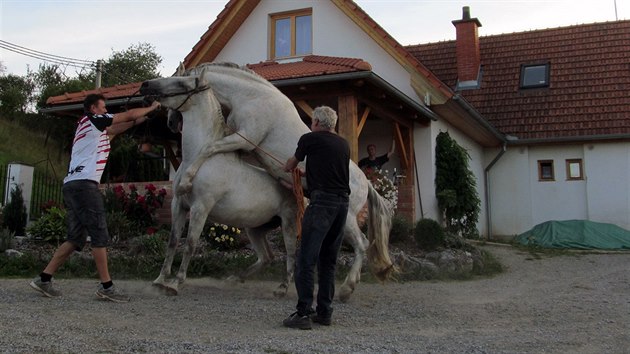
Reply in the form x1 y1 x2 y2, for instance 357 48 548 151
270 9 312 59
520 63 550 89
566 159 584 180
538 160 554 181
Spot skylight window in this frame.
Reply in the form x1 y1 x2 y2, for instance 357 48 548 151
520 63 550 89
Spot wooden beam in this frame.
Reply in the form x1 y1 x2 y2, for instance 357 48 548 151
162 140 180 171
357 96 413 129
357 106 370 137
295 100 313 120
337 95 359 162
394 123 409 170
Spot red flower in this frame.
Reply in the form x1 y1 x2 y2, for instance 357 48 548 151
158 189 167 196
136 195 145 204
128 184 136 191
145 184 156 192
146 227 157 235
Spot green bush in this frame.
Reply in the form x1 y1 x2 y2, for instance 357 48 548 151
128 231 168 257
26 206 66 244
3 185 28 235
106 211 138 243
390 215 414 245
0 228 15 252
414 218 445 250
202 222 245 251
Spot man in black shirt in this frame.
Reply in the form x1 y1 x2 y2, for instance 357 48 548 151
358 140 395 171
282 106 350 330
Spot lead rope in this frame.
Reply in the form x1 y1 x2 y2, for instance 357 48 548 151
225 127 305 240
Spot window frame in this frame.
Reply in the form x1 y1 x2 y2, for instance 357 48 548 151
270 8 313 59
565 159 584 181
520 63 550 89
538 160 555 181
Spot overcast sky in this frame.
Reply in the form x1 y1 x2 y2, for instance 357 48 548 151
1 0 627 77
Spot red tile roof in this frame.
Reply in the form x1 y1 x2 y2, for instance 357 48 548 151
406 20 630 141
46 56 371 105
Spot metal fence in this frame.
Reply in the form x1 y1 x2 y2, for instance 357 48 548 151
30 169 63 220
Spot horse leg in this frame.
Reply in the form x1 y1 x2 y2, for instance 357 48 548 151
274 213 298 298
153 196 186 289
169 204 210 294
338 218 369 302
238 227 273 280
177 133 255 195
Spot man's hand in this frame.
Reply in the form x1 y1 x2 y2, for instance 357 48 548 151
284 156 299 172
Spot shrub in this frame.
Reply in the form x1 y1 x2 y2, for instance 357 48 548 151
363 167 398 214
390 215 414 245
3 185 28 235
128 230 168 257
106 211 138 243
103 184 167 228
203 222 244 251
26 206 66 244
0 228 15 252
414 218 445 250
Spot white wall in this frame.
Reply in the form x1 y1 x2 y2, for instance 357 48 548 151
487 142 630 236
214 0 422 104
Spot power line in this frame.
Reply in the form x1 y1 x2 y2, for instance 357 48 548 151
0 42 95 71
0 40 95 65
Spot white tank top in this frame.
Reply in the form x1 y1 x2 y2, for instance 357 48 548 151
64 113 113 184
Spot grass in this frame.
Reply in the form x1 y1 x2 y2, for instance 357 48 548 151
0 118 69 177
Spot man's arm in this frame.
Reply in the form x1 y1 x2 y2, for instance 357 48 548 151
387 139 396 158
107 116 149 138
284 156 299 172
112 101 160 125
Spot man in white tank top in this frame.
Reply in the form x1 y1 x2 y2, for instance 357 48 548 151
30 94 160 302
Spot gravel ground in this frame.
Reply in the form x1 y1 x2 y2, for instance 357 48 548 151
0 245 628 353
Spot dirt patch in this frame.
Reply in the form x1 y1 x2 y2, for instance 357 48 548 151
1 245 628 353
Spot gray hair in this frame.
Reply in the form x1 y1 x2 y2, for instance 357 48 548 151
313 106 338 129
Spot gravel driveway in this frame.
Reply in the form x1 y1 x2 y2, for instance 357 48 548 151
1 245 628 353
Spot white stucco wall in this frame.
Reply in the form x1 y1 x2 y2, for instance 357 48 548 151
487 142 630 236
213 0 422 104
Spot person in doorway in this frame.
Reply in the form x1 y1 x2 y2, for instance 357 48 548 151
29 94 161 303
358 140 395 170
282 106 350 330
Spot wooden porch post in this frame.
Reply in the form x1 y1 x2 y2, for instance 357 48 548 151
337 95 359 162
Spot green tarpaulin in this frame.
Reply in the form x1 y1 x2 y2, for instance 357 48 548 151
516 220 630 250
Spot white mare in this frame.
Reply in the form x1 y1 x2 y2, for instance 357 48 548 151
151 62 394 301
142 69 298 296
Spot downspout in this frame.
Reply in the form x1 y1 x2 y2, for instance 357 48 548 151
484 143 507 240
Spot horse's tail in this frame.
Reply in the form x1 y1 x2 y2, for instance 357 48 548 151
366 183 396 281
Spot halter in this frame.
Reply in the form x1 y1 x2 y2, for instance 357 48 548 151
150 78 211 111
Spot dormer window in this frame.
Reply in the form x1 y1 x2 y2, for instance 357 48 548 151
520 63 550 89
270 9 312 59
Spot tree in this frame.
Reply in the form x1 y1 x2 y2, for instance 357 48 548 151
99 42 162 87
434 131 481 238
3 185 28 235
0 74 35 117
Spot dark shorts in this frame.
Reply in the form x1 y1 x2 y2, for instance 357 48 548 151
63 180 109 250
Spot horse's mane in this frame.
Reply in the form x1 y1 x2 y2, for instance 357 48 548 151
187 62 276 89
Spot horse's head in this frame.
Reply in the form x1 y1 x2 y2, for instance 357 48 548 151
140 67 209 111
167 109 183 133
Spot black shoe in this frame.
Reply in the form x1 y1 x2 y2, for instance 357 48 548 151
311 313 332 326
283 312 312 330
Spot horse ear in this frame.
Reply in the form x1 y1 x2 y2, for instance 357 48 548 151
176 62 185 76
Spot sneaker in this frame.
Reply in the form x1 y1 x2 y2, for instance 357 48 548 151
96 284 130 303
311 313 332 326
283 311 312 330
29 277 62 297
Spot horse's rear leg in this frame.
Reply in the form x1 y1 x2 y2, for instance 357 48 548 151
339 219 369 302
238 227 273 280
154 197 186 289
274 215 298 298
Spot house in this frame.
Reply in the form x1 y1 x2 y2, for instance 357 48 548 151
42 0 630 237
407 15 630 236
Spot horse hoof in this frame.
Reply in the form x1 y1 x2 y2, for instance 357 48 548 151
338 285 354 303
152 282 179 296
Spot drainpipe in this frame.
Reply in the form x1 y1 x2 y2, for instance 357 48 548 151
484 143 507 240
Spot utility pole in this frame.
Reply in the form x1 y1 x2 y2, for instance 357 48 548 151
95 60 103 88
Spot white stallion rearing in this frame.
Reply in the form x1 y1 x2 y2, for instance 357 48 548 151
145 62 395 301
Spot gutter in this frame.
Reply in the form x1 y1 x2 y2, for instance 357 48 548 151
484 143 507 240
272 71 440 121
506 133 630 145
451 94 505 142
39 96 146 114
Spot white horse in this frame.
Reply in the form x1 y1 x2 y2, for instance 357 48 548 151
152 62 394 301
142 69 298 296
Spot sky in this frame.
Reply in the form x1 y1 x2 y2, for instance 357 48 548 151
0 0 627 77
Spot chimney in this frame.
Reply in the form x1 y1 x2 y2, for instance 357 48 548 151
452 6 482 87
